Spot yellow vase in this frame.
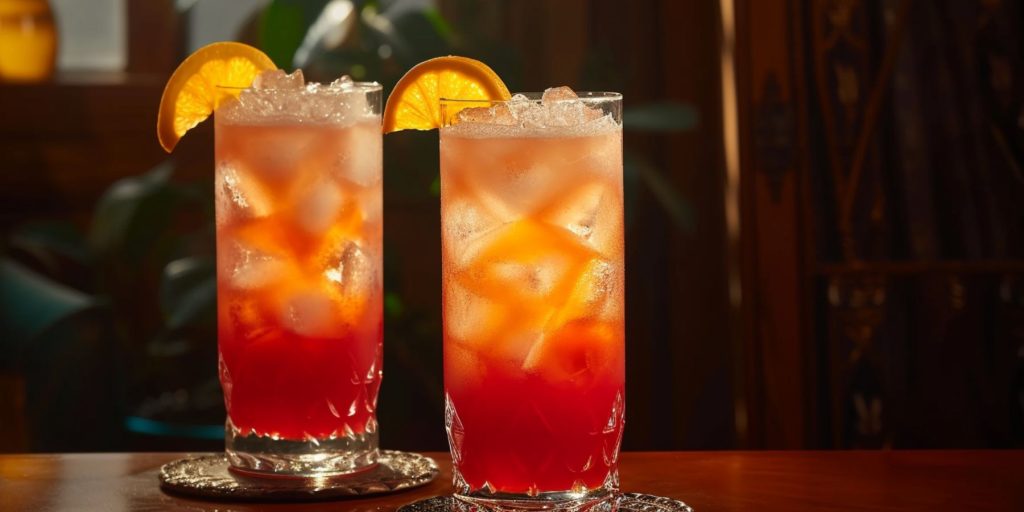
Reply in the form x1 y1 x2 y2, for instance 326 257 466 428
0 0 57 82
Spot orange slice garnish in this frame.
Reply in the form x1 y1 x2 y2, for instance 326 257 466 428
382 56 511 133
156 42 276 152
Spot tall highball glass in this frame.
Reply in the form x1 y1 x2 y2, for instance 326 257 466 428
439 91 625 508
214 73 383 477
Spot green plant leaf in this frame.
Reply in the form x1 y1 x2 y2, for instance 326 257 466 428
429 175 440 196
385 291 404 318
624 103 699 132
260 0 331 69
88 162 180 263
9 221 91 267
0 258 97 350
385 8 452 63
160 256 217 330
422 7 454 42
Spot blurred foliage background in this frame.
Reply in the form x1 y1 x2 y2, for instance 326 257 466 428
0 0 699 452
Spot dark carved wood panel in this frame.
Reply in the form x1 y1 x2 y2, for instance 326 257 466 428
737 0 1024 448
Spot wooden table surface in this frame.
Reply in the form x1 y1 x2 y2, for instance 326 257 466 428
1 451 1021 511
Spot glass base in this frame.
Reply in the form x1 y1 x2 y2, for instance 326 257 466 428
224 420 379 477
451 468 619 511
452 454 618 509
398 493 693 512
454 488 617 511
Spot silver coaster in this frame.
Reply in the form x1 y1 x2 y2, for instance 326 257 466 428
397 493 693 511
159 450 439 501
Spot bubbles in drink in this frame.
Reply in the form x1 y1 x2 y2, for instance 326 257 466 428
446 344 486 394
333 122 382 187
444 281 504 344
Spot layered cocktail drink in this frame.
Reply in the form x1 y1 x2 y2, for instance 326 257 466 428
440 89 625 506
214 70 383 476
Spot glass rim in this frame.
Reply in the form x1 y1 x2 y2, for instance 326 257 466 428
439 91 622 105
215 81 383 94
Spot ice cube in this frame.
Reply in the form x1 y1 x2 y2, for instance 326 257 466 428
359 182 383 226
541 86 578 104
577 131 622 180
465 134 585 215
443 281 503 343
326 75 371 118
442 198 505 266
491 103 516 125
215 164 273 226
456 106 495 124
542 86 589 127
468 159 568 217
280 289 340 338
228 125 326 186
554 258 623 324
554 102 589 127
542 181 623 255
522 319 619 377
490 256 569 299
321 240 377 300
454 103 516 127
501 329 546 367
330 75 354 89
292 178 345 235
505 94 539 124
333 122 382 187
253 69 305 90
457 220 597 315
226 241 287 290
546 181 603 239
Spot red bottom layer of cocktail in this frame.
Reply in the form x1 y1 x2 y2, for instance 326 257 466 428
219 320 382 440
445 351 624 494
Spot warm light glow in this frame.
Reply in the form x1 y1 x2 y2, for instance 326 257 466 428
719 0 747 445
0 0 57 82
